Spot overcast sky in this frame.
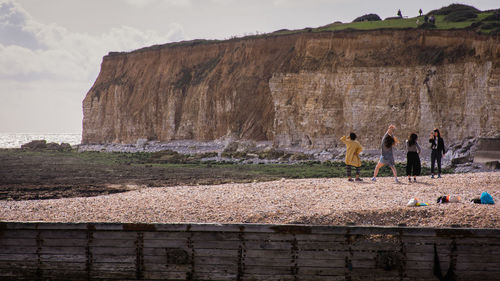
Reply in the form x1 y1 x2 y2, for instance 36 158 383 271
1 0 498 134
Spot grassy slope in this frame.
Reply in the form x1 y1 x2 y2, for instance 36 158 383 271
273 11 497 35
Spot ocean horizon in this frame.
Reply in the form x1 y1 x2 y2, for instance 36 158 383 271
0 133 82 148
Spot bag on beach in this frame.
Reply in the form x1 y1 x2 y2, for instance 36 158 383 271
480 192 495 204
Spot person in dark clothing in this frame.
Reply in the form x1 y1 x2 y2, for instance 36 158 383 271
429 128 446 178
406 133 421 183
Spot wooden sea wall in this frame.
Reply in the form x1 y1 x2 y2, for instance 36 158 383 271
0 222 499 281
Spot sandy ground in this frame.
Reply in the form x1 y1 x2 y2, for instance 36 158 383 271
1 172 499 228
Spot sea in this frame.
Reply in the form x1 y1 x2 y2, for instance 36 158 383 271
0 133 82 149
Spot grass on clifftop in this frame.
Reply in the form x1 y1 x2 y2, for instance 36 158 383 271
273 11 499 36
124 6 498 54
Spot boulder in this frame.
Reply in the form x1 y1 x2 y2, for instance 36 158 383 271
21 140 47 151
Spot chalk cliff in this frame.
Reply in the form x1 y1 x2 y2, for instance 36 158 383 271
82 29 500 149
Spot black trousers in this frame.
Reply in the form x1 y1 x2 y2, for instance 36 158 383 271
431 149 442 175
346 165 360 177
406 152 421 176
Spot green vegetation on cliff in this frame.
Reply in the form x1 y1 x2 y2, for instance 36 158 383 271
280 10 499 35
269 4 500 36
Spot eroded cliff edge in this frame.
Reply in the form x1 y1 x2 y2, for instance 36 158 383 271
82 29 500 149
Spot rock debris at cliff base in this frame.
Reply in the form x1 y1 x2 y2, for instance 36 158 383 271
1 172 498 228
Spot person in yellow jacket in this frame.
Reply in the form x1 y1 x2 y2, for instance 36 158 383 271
340 133 363 181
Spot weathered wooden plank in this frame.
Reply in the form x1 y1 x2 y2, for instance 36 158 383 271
405 260 435 270
35 223 88 230
34 237 136 248
455 262 500 271
0 268 40 278
404 242 496 255
92 262 136 271
144 255 241 267
39 230 87 239
88 270 137 279
0 246 38 254
92 254 136 263
39 261 86 271
0 222 40 230
143 231 192 240
401 235 473 244
157 223 242 233
456 254 500 263
143 271 190 280
404 268 439 279
0 261 38 270
191 272 239 281
92 231 138 240
32 271 88 281
455 244 500 255
350 242 401 252
192 264 238 274
240 274 344 281
455 270 500 280
454 237 500 245
3 222 500 236
298 250 349 260
143 263 190 272
243 264 295 275
39 246 86 255
403 243 435 253
0 238 37 246
143 247 188 257
145 270 237 281
189 248 238 258
297 241 346 251
39 238 87 247
296 258 345 268
406 252 453 262
0 254 38 262
90 246 136 256
245 249 292 259
0 230 38 239
348 268 401 277
194 256 239 266
351 259 388 270
240 256 292 267
242 240 294 250
298 266 346 276
143 239 187 249
40 254 87 263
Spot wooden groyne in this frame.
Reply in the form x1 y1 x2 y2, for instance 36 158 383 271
1 222 499 280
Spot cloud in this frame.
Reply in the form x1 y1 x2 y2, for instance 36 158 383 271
0 0 44 49
271 0 348 7
0 0 186 133
0 1 186 81
125 0 191 8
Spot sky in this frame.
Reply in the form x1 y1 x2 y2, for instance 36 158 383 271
0 0 498 134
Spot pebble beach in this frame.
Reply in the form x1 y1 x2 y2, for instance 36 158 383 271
1 172 498 228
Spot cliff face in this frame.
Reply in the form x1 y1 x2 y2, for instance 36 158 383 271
82 30 500 149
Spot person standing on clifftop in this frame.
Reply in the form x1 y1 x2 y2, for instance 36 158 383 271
340 133 363 182
372 125 399 183
429 128 446 178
